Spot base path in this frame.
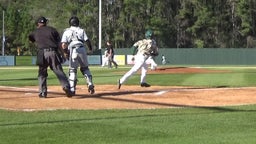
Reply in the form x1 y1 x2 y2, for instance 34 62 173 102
0 67 256 111
0 85 256 111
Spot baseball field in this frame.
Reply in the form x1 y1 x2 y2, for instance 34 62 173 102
0 65 256 143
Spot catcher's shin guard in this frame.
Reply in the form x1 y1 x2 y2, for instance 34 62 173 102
80 67 93 85
69 68 77 92
80 67 94 94
86 75 94 94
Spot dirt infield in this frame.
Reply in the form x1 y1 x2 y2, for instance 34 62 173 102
0 67 256 111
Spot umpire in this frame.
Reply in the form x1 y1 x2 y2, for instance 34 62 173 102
28 16 72 98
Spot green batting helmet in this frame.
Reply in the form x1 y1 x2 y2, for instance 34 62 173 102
145 29 153 39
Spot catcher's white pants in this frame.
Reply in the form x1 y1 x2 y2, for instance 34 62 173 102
120 53 149 84
69 46 93 92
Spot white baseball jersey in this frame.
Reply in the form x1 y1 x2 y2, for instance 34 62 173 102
61 26 89 49
133 39 158 55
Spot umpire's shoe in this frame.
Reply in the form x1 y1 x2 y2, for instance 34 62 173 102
140 83 151 87
88 85 95 94
63 87 73 98
38 92 47 98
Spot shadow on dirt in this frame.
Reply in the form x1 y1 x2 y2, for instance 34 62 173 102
0 86 255 113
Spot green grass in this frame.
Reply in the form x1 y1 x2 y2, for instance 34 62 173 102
1 65 256 144
15 56 36 66
0 105 256 144
1 65 256 87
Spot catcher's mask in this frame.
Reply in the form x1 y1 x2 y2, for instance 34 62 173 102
69 16 80 26
145 29 153 39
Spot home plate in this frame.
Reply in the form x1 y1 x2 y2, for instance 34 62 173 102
132 90 169 96
154 90 169 95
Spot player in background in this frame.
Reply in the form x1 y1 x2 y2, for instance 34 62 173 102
162 54 166 65
118 29 159 89
106 40 118 69
101 48 108 67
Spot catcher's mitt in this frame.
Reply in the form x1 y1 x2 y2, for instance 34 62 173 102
64 53 70 60
63 48 70 60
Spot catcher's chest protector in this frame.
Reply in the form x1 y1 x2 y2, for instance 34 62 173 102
68 29 83 47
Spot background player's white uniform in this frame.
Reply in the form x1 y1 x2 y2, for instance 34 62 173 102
101 49 108 67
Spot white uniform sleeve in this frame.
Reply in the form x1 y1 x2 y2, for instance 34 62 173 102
61 29 70 43
82 29 89 41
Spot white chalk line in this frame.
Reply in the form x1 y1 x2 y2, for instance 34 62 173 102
0 86 38 92
132 87 253 96
0 86 254 96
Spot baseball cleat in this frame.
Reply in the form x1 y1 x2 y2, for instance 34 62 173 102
118 80 121 89
38 92 47 98
88 85 95 94
140 83 151 87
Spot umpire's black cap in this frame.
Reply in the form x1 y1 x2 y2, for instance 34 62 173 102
37 16 48 24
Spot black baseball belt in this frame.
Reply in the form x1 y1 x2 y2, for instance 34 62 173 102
41 47 57 51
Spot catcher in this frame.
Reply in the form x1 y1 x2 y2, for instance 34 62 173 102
61 16 95 95
118 29 159 89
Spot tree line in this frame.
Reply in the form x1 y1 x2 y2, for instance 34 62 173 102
1 0 256 55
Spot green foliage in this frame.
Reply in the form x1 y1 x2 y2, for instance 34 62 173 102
1 0 256 56
194 39 204 48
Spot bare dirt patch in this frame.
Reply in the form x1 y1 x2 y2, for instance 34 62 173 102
0 67 255 111
149 67 229 74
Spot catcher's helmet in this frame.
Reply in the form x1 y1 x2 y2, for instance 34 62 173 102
145 29 153 39
69 16 79 26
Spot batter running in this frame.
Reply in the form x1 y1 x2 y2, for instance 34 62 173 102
118 30 159 89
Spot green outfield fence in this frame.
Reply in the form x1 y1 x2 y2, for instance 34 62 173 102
9 48 256 66
115 48 256 65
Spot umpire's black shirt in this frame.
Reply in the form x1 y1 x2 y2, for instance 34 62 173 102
29 25 60 49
